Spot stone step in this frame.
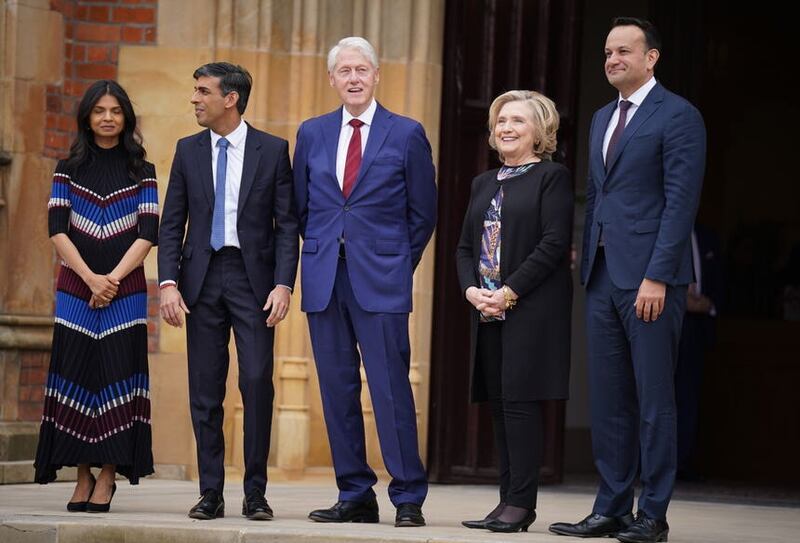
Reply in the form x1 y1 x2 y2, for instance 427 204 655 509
0 422 40 461
0 461 76 484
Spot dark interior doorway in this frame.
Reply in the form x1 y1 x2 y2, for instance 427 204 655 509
429 0 800 488
427 0 583 484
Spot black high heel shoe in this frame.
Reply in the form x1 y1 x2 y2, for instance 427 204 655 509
462 502 506 529
485 508 537 533
86 481 117 513
67 473 97 512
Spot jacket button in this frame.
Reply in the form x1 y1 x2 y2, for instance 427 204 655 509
344 206 350 212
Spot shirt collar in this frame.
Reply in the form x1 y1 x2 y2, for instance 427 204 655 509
210 119 247 149
619 76 657 108
341 99 377 128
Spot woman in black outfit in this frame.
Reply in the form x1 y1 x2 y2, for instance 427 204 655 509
456 90 573 533
34 80 158 512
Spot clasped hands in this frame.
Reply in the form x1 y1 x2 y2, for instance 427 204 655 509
87 273 120 309
465 285 517 317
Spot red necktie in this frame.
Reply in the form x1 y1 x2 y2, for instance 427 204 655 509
343 118 364 198
605 100 632 169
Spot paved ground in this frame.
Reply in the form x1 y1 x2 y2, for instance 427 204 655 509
1 478 798 542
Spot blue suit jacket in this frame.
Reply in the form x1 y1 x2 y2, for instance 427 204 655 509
581 82 706 289
293 103 437 313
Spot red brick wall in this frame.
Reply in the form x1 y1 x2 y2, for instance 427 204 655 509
44 0 158 159
18 352 49 421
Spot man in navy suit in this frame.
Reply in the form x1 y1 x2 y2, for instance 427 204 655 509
293 37 436 527
550 18 706 543
158 63 298 521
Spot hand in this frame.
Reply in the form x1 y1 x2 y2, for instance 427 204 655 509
86 274 119 305
264 286 291 328
687 291 712 314
465 286 504 316
160 285 190 327
635 278 666 322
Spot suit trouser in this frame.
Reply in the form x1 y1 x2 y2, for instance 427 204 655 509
586 249 686 520
477 322 543 509
306 258 428 506
186 248 274 496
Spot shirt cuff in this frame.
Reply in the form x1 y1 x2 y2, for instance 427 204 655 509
276 284 293 293
159 280 177 289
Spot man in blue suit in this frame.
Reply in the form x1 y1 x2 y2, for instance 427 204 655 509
550 18 706 543
293 37 437 527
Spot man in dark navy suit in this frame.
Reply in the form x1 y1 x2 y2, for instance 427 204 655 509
550 18 706 543
293 37 436 527
158 63 298 521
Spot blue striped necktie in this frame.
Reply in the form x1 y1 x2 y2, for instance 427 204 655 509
210 137 229 251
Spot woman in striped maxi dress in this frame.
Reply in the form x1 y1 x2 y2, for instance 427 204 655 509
34 80 158 513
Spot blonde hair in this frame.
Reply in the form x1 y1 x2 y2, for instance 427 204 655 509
487 90 560 161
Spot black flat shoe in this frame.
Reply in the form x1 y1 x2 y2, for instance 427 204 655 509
67 474 96 512
395 503 425 527
549 512 635 537
242 490 273 520
86 482 116 513
189 489 225 520
462 502 505 529
485 508 536 533
308 498 379 523
616 512 669 543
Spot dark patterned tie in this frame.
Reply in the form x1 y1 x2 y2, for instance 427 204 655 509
605 100 632 169
343 119 364 198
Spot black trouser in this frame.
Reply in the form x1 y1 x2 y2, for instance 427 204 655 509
186 247 274 496
478 321 543 509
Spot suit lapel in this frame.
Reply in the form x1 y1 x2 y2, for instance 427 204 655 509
593 101 615 186
605 83 665 174
350 103 393 198
237 123 261 219
196 130 214 208
321 108 343 195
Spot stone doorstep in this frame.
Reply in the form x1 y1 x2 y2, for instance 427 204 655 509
0 422 40 462
0 462 77 485
0 520 477 543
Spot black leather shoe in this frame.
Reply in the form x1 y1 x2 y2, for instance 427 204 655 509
549 512 634 537
308 498 379 523
67 474 96 512
242 490 273 520
86 482 116 513
462 502 505 529
188 489 225 520
616 512 669 543
485 508 536 533
395 503 425 527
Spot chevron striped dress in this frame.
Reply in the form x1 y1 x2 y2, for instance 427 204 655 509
34 144 158 484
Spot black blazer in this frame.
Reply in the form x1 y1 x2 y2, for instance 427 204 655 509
158 124 299 306
456 161 574 401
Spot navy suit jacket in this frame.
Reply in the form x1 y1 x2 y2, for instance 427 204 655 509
158 124 299 307
293 103 437 313
581 82 706 289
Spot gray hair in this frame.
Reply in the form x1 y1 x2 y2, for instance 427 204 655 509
327 37 379 72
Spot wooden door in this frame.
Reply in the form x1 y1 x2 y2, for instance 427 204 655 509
427 0 582 484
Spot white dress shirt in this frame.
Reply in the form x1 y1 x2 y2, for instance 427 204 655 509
210 119 247 248
335 99 378 189
602 76 657 162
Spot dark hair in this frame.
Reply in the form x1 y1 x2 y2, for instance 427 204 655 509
193 62 252 115
611 16 662 52
65 80 147 183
